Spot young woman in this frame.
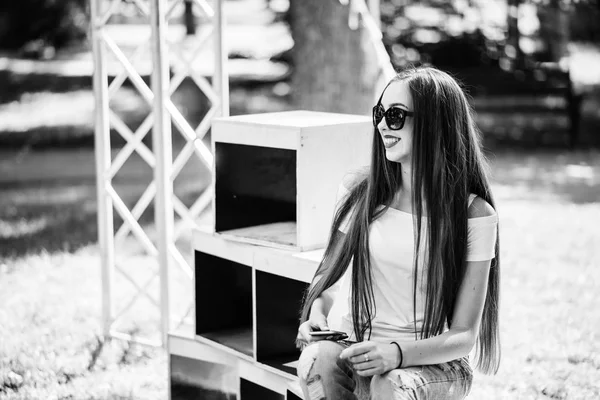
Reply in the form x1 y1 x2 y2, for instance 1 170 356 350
295 66 500 400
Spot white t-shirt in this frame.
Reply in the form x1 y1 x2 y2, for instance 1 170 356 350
326 180 498 343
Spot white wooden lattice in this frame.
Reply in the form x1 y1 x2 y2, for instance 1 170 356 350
90 0 228 348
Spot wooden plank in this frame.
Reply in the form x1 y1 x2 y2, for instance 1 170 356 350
291 249 325 264
195 333 255 363
213 120 299 150
214 110 370 128
192 227 322 282
200 328 254 358
253 249 319 283
237 360 294 394
168 334 238 365
217 222 299 250
192 227 256 267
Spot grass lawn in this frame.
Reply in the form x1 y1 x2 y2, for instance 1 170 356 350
1 146 599 399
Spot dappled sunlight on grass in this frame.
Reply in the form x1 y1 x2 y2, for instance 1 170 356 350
0 146 210 260
0 217 49 239
1 147 599 398
488 149 600 204
459 149 600 399
470 197 600 399
0 247 167 399
0 91 94 132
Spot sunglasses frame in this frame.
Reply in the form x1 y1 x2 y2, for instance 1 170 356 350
372 103 414 131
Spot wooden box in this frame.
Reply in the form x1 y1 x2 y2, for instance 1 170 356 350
192 228 321 365
169 334 238 400
168 333 303 400
194 230 256 360
212 110 371 250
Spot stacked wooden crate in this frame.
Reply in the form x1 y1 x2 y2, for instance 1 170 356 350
168 110 371 399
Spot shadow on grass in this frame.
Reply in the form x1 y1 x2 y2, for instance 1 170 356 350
0 205 97 259
0 70 91 105
0 148 212 260
487 148 600 204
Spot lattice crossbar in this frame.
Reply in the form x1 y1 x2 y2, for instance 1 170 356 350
113 267 161 319
115 182 156 241
92 0 228 348
108 112 156 172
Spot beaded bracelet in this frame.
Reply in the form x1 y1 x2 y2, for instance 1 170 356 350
391 341 403 369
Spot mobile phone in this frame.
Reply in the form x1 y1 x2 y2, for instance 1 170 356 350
309 330 348 341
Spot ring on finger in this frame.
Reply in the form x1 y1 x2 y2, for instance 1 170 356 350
364 353 369 362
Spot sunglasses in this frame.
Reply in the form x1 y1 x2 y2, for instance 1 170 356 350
372 103 414 130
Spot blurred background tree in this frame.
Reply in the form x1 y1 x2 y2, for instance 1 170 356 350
0 0 89 57
288 0 381 114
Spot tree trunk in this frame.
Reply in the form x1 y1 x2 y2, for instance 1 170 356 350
289 0 382 115
537 0 570 62
506 0 523 67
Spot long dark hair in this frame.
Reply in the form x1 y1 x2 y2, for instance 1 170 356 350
298 66 501 374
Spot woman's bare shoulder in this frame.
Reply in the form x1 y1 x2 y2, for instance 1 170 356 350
468 196 496 218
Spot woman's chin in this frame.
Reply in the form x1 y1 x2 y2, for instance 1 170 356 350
385 151 408 164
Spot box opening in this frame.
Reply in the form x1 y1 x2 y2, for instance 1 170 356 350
256 270 307 375
195 251 253 358
215 143 297 248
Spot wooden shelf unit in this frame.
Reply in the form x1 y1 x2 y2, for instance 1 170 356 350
170 111 371 399
182 227 322 399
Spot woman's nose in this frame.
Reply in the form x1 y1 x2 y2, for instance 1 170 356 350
377 118 388 132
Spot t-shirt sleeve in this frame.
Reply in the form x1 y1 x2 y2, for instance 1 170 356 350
466 214 498 262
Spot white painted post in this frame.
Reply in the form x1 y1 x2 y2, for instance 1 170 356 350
214 0 229 117
90 0 115 338
368 0 380 29
150 0 174 348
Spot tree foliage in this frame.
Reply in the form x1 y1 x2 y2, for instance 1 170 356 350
0 0 89 52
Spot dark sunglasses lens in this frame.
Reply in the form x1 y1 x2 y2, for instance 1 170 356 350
385 108 406 130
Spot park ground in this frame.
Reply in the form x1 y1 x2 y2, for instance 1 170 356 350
4 147 600 400
2 1 600 399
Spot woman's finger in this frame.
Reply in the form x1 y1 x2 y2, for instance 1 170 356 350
352 360 379 371
314 320 329 331
298 323 313 342
299 322 327 343
339 342 374 360
356 367 381 377
349 352 377 365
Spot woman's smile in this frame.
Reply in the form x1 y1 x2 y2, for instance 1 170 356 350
382 135 401 148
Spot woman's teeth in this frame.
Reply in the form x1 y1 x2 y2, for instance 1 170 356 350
383 137 400 146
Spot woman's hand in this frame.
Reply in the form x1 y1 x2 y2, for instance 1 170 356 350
339 341 400 377
296 312 330 347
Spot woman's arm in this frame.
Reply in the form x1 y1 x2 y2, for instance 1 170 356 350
339 258 491 373
398 197 496 366
395 257 492 366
